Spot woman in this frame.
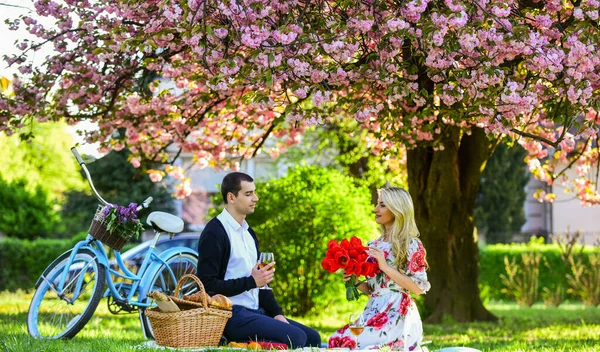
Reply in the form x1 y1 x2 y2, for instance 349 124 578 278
328 187 430 351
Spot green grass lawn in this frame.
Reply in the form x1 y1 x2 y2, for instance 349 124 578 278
0 291 599 351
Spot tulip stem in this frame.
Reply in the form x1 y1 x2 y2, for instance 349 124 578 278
345 274 360 301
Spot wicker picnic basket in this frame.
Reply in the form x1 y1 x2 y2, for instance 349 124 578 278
145 274 232 348
88 205 129 251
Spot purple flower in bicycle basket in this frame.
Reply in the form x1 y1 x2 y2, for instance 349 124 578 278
117 206 130 223
128 203 139 219
102 205 113 217
100 202 144 239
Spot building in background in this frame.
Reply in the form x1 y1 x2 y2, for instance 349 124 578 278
174 152 287 231
549 167 600 245
521 168 599 245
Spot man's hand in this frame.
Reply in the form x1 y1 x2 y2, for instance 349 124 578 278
274 314 289 324
251 261 275 288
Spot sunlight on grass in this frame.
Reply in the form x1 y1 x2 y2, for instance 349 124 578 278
421 300 600 351
0 291 599 351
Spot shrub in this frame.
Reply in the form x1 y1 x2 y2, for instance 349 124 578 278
0 176 61 239
542 257 565 307
552 230 600 307
474 144 528 242
542 286 564 307
211 166 377 316
500 252 541 307
566 253 600 307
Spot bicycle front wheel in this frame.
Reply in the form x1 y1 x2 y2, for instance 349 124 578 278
139 252 198 339
27 248 106 339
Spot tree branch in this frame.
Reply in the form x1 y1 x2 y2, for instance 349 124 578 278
0 3 32 10
510 128 560 148
552 138 591 181
168 146 183 165
9 28 87 64
250 122 277 158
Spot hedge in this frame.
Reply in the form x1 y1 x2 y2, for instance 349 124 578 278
0 237 78 291
0 233 138 292
479 243 600 301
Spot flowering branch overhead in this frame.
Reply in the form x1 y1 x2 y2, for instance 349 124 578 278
0 0 599 204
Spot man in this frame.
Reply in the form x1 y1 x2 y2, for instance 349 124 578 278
196 172 321 348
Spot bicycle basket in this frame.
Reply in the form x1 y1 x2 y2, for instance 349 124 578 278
88 205 130 251
145 274 232 348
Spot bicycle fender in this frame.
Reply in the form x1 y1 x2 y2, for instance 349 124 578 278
35 249 74 289
138 247 198 298
34 246 110 288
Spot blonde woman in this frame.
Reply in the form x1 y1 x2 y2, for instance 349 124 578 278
328 187 431 351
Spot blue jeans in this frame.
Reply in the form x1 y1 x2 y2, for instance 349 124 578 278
224 305 321 348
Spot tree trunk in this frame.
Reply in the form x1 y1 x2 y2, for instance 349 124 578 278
407 126 497 323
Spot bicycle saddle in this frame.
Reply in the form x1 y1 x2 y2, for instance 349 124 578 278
146 211 184 234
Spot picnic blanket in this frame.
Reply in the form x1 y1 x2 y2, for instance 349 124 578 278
134 341 481 352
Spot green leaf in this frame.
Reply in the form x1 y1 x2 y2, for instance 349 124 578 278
266 69 273 87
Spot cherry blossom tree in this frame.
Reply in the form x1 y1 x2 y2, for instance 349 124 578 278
2 0 600 322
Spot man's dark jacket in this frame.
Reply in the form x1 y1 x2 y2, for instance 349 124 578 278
196 217 284 317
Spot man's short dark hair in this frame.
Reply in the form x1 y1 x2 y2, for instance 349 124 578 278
221 172 254 203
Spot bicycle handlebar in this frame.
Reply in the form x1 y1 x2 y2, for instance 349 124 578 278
71 147 85 165
71 146 153 209
138 197 153 211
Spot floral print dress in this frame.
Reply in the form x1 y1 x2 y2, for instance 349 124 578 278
328 238 430 351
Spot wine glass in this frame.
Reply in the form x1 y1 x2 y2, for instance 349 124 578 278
348 313 365 349
258 252 274 290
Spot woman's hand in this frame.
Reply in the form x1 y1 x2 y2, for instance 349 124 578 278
368 246 388 269
343 271 360 285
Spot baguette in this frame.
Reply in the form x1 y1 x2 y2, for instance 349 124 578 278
147 291 180 312
147 290 170 302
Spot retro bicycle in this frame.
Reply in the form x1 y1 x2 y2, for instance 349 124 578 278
27 147 199 339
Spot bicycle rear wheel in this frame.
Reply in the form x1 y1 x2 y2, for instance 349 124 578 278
138 252 198 339
27 248 106 339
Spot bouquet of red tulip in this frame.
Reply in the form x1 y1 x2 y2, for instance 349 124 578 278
321 236 380 301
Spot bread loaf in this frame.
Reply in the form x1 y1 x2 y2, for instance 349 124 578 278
183 291 209 303
208 294 232 310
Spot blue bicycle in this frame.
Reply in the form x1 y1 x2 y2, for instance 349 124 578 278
27 147 199 339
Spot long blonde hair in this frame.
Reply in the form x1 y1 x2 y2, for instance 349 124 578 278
379 187 424 269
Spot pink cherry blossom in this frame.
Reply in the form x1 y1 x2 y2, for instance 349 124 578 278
0 0 598 205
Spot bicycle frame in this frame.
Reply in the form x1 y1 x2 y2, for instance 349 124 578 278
37 231 187 309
